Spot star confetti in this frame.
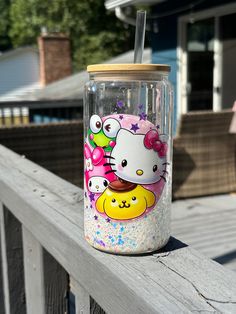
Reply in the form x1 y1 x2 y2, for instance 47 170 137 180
139 112 147 121
138 104 144 110
94 215 98 220
84 191 87 198
156 125 160 129
116 100 124 108
106 218 111 223
119 115 124 120
89 192 95 202
130 123 140 133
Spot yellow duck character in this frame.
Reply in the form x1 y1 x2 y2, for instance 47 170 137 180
95 180 155 220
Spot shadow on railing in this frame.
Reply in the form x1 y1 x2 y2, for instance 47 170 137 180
213 249 236 265
0 145 236 314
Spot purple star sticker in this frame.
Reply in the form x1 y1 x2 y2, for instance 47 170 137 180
138 104 144 110
94 215 98 220
130 123 140 133
106 218 111 223
139 112 147 121
116 100 124 109
119 115 124 120
89 193 95 202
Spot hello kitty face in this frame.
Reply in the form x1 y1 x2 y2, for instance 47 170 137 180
110 129 167 184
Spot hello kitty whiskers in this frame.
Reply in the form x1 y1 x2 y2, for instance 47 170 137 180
103 155 115 159
105 169 117 175
160 176 167 182
103 162 115 167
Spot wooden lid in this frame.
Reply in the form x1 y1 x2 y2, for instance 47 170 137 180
87 63 170 73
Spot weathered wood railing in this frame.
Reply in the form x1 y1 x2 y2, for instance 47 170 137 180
0 144 236 314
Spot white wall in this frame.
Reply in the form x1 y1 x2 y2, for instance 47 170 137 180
0 50 39 96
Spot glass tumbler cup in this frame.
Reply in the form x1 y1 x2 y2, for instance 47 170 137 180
84 64 173 254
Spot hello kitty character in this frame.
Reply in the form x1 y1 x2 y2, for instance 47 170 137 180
110 129 168 185
84 143 117 193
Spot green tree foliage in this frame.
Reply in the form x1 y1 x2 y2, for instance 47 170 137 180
0 0 12 51
8 0 133 70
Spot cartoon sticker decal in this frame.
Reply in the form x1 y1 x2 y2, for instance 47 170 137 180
84 143 117 193
110 129 167 184
84 113 169 221
88 114 121 152
96 180 155 220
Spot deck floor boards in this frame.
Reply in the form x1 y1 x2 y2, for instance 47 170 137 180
171 194 236 271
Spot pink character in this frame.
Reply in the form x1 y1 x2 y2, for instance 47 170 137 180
84 143 116 193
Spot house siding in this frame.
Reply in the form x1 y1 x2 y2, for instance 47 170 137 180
150 0 236 133
152 48 177 133
151 14 177 133
0 50 39 96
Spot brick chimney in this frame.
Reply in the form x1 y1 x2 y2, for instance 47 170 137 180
38 33 72 86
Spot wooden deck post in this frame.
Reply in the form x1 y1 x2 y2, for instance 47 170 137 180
22 226 45 314
70 277 90 314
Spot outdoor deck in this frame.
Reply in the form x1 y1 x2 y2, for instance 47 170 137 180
0 145 236 313
172 194 236 272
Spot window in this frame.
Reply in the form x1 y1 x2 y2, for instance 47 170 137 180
187 18 214 111
178 4 236 114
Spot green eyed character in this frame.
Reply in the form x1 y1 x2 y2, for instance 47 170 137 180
88 115 121 152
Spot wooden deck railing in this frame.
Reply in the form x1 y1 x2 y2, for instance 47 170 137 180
0 144 236 314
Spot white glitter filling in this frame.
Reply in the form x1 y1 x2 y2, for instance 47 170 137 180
84 179 171 254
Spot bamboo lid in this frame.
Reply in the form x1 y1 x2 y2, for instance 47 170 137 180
87 63 170 73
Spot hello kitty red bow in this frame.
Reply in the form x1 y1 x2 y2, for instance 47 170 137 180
144 129 167 158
